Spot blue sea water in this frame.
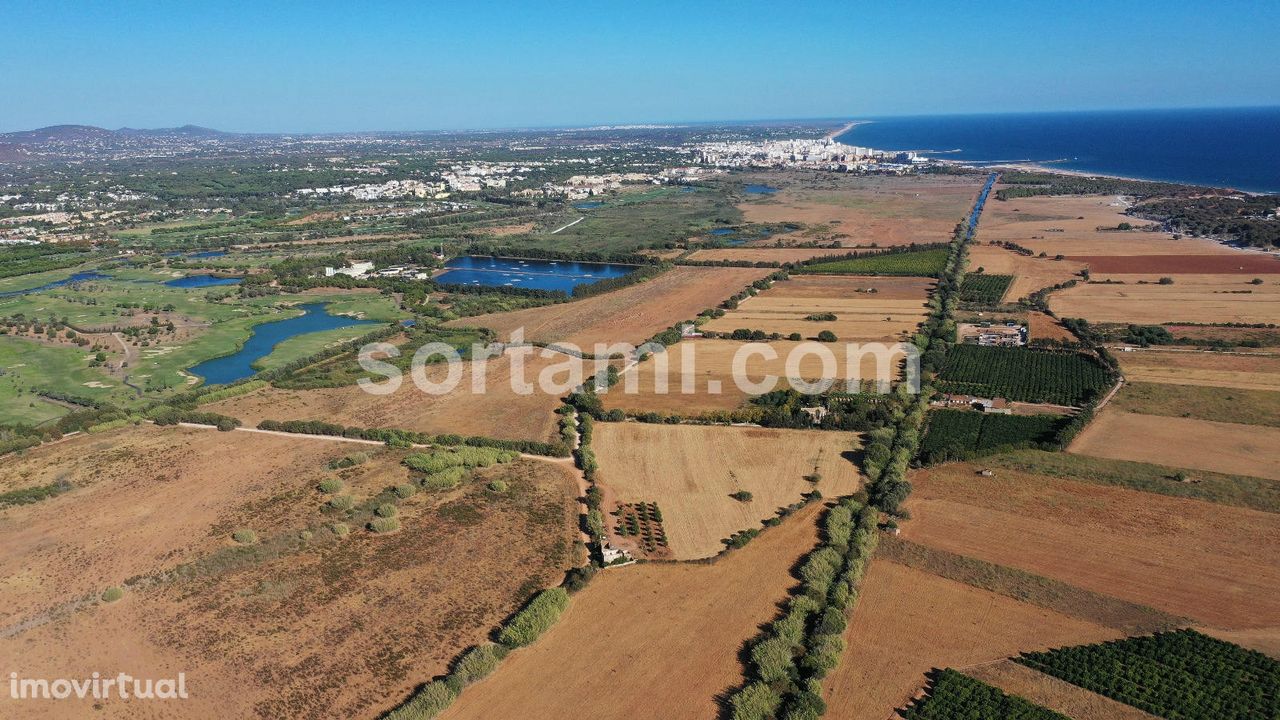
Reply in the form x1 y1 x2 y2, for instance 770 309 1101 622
837 107 1280 193
187 302 376 385
434 256 635 293
166 274 242 288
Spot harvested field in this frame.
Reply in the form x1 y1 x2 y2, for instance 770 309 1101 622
702 274 932 342
1110 381 1280 427
208 348 585 443
592 423 861 558
601 338 910 415
1050 274 1280 324
967 661 1159 720
1072 254 1280 274
981 194 1240 257
1202 626 1280 659
475 221 534 236
823 560 1120 720
968 244 1086 300
1027 311 1077 342
738 174 982 247
902 461 1280 627
446 266 770 347
1070 409 1280 482
1118 349 1280 391
439 501 828 720
685 247 862 264
0 426 580 720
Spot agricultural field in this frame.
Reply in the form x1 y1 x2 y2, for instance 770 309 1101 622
967 244 1088 301
958 272 1014 303
898 669 1070 720
966 661 1159 720
918 409 1068 463
591 423 861 558
938 344 1113 405
1017 630 1280 720
0 425 580 720
795 247 950 277
1051 273 1280 324
822 559 1121 720
446 266 770 348
1073 253 1280 274
438 501 828 720
1027 311 1078 343
900 461 1280 628
1069 409 1280 481
700 274 933 342
207 348 587 444
684 247 863 264
601 338 912 415
1117 349 1280 391
1110 380 1280 427
736 173 984 247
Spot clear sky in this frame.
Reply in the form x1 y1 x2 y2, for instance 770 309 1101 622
3 0 1278 133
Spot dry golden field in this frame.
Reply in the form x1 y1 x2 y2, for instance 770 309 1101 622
1069 409 1280 481
701 274 932 342
966 661 1159 720
1117 350 1280 391
685 247 863 263
902 461 1280 627
0 426 580 720
737 174 982 247
967 244 1087 300
438 502 827 720
447 266 770 347
1050 273 1280 324
592 423 861 558
601 338 911 415
823 560 1121 720
208 348 586 443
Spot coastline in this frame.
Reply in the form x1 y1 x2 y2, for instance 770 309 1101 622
826 120 863 140
973 161 1268 196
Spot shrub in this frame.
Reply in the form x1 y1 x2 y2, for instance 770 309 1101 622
421 466 468 491
487 479 508 492
564 565 597 593
329 495 355 511
101 586 124 602
730 681 783 720
330 522 350 537
375 503 399 518
394 483 418 499
450 643 508 686
369 517 400 533
816 330 837 342
231 529 257 544
298 529 314 542
751 635 797 683
730 490 753 502
384 680 457 720
498 588 570 648
317 478 344 493
328 452 369 469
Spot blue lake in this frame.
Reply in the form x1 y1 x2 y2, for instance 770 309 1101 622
187 302 377 385
0 271 111 298
573 201 605 209
166 274 242 288
434 256 636 293
709 228 736 236
743 184 779 195
188 250 228 259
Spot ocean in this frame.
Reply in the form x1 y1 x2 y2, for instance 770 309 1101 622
836 107 1280 193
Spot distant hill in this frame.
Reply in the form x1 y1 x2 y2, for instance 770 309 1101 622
0 124 234 143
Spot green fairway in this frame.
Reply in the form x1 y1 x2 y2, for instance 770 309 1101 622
0 336 137 423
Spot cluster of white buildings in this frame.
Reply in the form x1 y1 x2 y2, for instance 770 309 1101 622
693 137 929 173
295 179 448 201
512 171 659 200
323 260 433 280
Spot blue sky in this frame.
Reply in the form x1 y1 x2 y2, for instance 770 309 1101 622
3 0 1278 132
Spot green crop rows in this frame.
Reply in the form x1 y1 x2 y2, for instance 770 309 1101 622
919 409 1067 463
796 248 949 277
959 273 1013 303
938 345 1112 406
900 669 1069 720
1017 629 1280 720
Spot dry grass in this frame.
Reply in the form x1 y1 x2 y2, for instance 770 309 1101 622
592 423 861 558
439 502 828 720
208 348 585 443
1118 349 1280 391
685 247 865 263
1069 409 1280 482
446 266 771 347
967 244 1086 300
823 559 1120 720
702 274 932 342
601 338 910 415
902 460 1280 627
0 426 581 719
1050 274 1280 324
